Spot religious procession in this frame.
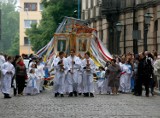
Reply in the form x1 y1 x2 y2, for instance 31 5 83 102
0 49 160 99
0 17 160 99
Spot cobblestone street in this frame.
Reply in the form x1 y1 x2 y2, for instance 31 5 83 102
0 89 160 118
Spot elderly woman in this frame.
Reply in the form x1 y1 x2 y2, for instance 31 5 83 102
107 59 121 95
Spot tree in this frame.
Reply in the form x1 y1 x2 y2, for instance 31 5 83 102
26 0 78 52
0 0 19 54
7 33 19 55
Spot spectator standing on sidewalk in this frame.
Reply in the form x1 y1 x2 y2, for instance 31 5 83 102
107 59 121 95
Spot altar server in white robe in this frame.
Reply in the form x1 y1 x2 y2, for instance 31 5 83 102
0 54 5 66
54 51 68 97
66 49 81 97
77 54 84 95
0 54 6 87
1 56 15 98
36 60 45 92
82 52 96 97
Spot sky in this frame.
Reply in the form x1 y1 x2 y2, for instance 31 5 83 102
16 0 20 7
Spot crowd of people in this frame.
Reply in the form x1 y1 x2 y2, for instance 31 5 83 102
0 49 160 99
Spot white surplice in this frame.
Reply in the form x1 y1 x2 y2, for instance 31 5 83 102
36 63 45 91
82 58 95 93
65 56 81 93
53 57 68 94
0 55 6 87
1 61 15 94
77 58 84 93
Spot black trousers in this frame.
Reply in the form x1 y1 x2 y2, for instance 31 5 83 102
142 77 150 95
135 78 142 95
16 75 25 94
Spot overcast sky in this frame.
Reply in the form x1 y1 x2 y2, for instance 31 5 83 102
16 0 20 7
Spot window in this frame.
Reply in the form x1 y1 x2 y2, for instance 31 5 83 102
24 20 37 28
154 20 158 31
24 3 37 11
24 37 29 45
98 30 103 41
40 3 44 11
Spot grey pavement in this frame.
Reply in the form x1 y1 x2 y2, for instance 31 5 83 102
0 89 160 118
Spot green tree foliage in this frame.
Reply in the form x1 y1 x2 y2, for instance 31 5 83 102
7 33 19 55
26 0 78 52
0 0 19 55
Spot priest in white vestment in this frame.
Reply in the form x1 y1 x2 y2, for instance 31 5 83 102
66 49 81 97
82 52 96 97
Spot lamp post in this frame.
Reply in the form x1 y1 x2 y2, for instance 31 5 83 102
116 22 123 55
144 12 152 51
78 0 80 19
132 0 138 55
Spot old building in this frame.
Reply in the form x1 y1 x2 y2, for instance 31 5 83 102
19 0 43 55
81 0 160 55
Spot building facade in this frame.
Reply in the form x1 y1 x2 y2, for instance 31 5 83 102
81 0 160 55
19 0 42 55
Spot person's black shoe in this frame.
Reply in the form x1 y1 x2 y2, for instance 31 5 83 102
133 93 136 95
60 94 64 97
78 93 82 96
73 91 77 97
118 91 122 93
4 96 12 98
54 93 59 97
151 92 154 96
90 93 94 97
135 94 142 96
68 92 73 97
4 94 11 99
83 93 87 97
84 93 89 97
14 89 17 96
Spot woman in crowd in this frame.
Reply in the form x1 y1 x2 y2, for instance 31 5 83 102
16 56 28 96
12 55 21 96
107 59 121 95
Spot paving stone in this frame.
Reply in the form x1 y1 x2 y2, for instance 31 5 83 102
0 90 160 118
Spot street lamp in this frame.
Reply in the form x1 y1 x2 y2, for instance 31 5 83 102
116 22 123 55
78 0 80 19
144 12 152 51
116 22 123 32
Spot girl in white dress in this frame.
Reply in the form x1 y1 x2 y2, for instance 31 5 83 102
25 69 39 95
96 66 106 94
